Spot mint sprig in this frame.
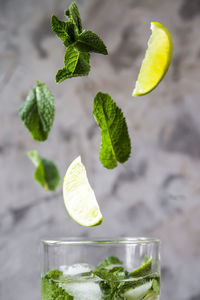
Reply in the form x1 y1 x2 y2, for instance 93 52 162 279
28 150 60 191
19 81 54 141
93 92 131 169
51 1 108 83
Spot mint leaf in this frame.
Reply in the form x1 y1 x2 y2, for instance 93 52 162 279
28 150 60 191
56 47 90 83
92 256 127 299
93 92 131 169
75 30 108 54
97 256 123 269
42 270 74 300
19 81 54 141
65 1 82 33
94 266 128 281
51 15 75 47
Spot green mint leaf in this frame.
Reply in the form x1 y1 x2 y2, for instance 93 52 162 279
65 1 82 33
51 15 75 47
56 46 90 83
19 81 54 141
45 270 63 281
28 150 60 191
42 270 74 300
94 266 128 282
75 30 108 55
64 45 81 72
97 256 123 269
93 256 127 299
93 92 131 169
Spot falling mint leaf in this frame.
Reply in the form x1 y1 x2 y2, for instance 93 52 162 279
19 81 54 141
51 15 75 47
75 30 108 54
52 2 108 82
56 47 90 83
93 92 131 169
65 1 82 33
28 150 60 191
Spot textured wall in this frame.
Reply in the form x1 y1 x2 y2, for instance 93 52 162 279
1 0 200 299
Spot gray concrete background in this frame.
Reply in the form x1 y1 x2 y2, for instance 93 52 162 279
1 0 200 299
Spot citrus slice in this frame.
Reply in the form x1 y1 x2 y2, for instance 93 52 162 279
130 258 153 277
63 156 103 227
121 281 153 300
132 22 173 96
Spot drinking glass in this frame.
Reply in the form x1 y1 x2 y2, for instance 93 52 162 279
41 237 160 299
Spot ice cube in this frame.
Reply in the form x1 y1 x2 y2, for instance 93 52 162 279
61 280 102 300
59 263 94 276
59 263 102 299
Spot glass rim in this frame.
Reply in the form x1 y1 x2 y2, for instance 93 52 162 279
40 237 160 245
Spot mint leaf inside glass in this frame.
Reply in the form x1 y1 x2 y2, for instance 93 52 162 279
97 256 123 269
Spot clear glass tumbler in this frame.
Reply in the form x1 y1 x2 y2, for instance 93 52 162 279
41 237 160 300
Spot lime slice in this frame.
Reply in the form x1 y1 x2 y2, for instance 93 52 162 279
121 281 153 300
130 258 153 277
63 156 103 227
144 291 159 300
133 22 173 96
